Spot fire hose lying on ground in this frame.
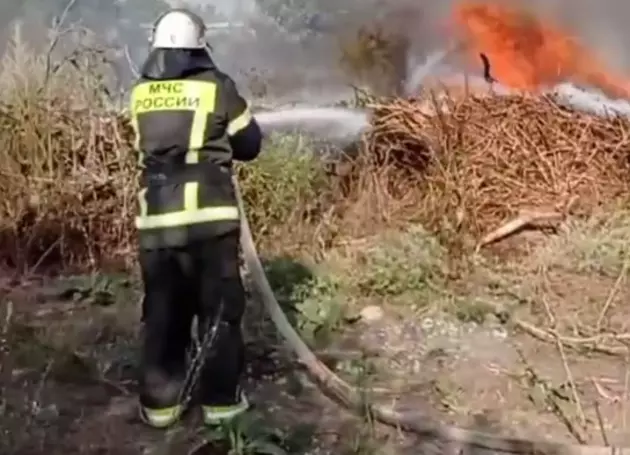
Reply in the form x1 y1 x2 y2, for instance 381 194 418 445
233 177 626 454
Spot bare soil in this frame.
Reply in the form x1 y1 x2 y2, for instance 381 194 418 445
336 266 630 449
1 263 629 454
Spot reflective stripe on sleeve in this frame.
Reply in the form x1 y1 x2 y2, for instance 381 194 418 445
227 108 252 136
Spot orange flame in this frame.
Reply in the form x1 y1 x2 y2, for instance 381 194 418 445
451 1 630 99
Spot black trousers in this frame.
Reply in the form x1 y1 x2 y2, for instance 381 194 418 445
138 232 245 409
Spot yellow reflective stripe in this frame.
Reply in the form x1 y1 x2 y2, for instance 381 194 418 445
138 188 148 217
137 181 238 229
184 181 198 210
202 403 248 422
227 107 252 136
141 404 182 427
186 83 216 164
136 206 239 229
201 393 249 424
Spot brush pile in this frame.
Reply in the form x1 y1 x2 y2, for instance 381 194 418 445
363 92 630 241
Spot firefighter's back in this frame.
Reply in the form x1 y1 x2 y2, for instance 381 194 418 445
130 50 253 249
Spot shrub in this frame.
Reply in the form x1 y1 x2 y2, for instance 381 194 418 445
236 133 335 255
0 35 135 271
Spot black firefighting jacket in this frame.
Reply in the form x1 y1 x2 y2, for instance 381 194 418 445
129 48 262 249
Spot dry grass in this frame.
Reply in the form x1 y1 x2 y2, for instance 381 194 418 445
0 29 135 272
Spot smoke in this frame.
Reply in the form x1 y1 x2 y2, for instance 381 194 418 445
373 0 630 74
3 0 630 105
209 0 630 103
521 0 630 72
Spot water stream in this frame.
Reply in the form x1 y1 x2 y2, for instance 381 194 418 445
254 106 370 142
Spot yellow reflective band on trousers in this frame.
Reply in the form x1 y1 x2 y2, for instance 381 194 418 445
201 403 249 425
140 404 183 428
227 107 253 136
135 182 239 230
130 80 217 164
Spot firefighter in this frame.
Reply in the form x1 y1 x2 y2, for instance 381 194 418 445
129 8 263 428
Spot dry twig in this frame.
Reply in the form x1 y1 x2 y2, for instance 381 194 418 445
540 286 588 433
596 259 629 331
41 0 80 90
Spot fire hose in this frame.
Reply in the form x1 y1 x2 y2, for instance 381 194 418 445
233 176 626 455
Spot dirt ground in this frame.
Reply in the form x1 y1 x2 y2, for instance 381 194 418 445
1 240 629 454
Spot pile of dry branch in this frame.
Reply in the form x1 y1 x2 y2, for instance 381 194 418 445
363 92 630 246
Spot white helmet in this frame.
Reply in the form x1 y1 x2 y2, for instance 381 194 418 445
151 9 206 49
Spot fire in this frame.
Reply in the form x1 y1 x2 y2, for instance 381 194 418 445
451 1 630 99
